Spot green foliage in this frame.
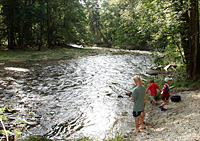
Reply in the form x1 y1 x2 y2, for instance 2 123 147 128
100 0 129 47
18 135 51 141
0 0 87 49
107 136 127 141
76 137 93 141
0 0 193 54
0 105 14 141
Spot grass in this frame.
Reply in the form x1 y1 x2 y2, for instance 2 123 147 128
0 46 104 64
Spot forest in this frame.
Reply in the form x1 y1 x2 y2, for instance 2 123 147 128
0 0 199 80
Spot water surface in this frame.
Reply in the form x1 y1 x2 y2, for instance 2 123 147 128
0 53 152 140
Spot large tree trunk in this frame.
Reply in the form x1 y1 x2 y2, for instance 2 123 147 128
7 27 15 50
38 21 44 51
38 1 45 51
180 11 189 71
6 1 15 49
47 1 53 49
188 0 200 79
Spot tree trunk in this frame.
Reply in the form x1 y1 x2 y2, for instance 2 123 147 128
188 0 200 79
180 10 189 71
194 0 200 78
6 1 15 49
38 1 45 51
47 1 53 49
38 20 44 51
7 27 15 50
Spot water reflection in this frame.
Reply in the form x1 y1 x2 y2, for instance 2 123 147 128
0 53 152 140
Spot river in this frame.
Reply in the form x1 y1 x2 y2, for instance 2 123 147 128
0 52 152 140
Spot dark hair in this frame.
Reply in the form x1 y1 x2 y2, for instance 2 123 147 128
149 80 154 83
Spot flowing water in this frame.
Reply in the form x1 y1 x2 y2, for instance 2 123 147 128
0 53 152 140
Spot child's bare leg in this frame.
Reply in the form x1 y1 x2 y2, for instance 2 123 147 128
153 99 157 104
160 102 166 107
134 118 140 132
160 100 169 107
139 116 146 129
141 111 145 123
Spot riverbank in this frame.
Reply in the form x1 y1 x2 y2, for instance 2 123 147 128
0 45 153 64
124 89 200 141
0 46 106 64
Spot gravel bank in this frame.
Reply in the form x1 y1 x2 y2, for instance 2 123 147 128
124 90 200 141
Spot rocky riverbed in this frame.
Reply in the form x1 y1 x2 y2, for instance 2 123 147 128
124 89 200 141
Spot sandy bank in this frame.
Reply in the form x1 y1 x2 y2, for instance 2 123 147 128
124 90 200 141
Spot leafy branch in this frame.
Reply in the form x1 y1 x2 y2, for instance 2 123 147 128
0 105 13 141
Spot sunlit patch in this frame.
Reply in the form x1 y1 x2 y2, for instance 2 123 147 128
154 127 167 132
4 67 30 72
189 92 200 99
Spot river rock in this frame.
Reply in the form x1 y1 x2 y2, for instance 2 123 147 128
0 87 3 93
150 65 162 70
26 121 40 126
146 69 159 75
117 95 124 98
125 92 132 97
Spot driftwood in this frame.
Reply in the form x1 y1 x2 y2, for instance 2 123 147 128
147 64 177 75
164 64 177 71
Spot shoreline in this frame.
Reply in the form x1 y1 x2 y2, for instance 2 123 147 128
124 90 200 140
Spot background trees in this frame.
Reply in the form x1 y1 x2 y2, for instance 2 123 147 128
0 0 199 79
114 0 200 79
0 0 86 50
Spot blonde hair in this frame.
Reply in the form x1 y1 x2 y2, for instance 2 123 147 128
133 75 143 84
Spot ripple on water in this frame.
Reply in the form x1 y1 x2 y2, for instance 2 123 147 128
0 53 152 140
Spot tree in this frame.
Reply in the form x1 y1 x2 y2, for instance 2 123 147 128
84 0 106 46
1 0 18 49
0 0 87 50
188 0 200 79
100 0 129 48
127 0 200 80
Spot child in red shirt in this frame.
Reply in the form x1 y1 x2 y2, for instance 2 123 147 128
145 80 161 105
159 77 173 111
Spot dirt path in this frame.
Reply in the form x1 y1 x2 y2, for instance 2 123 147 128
124 90 200 141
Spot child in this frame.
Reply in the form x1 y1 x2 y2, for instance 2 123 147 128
131 75 146 132
159 77 173 111
145 80 161 105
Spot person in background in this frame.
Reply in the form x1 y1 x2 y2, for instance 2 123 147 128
145 80 161 105
131 75 146 132
159 77 173 111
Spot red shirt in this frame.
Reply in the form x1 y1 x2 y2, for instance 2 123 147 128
147 83 159 96
161 83 170 99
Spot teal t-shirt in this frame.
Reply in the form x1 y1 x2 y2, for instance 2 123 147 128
131 85 145 111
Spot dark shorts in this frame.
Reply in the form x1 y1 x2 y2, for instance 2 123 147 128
162 97 169 100
133 111 142 118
